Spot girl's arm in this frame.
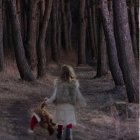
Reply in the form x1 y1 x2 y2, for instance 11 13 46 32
75 80 86 107
44 79 57 104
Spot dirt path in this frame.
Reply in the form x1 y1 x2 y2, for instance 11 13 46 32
0 66 138 140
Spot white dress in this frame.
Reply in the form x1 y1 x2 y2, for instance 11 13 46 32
46 79 86 126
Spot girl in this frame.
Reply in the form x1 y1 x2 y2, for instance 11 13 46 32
42 65 86 140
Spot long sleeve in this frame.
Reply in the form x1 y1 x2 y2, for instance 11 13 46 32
75 80 86 107
45 79 57 104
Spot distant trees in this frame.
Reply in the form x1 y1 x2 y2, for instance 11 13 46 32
1 0 139 102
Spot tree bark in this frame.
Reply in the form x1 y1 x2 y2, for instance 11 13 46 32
78 0 87 65
0 0 4 71
21 0 28 46
99 0 124 86
37 0 53 78
57 0 61 57
134 0 139 52
129 0 138 62
39 0 45 19
61 0 69 51
51 0 58 62
96 24 108 77
65 0 72 49
26 0 38 69
91 0 98 53
113 0 139 103
7 0 35 81
87 0 96 59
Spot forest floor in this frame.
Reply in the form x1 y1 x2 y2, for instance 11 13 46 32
0 64 139 140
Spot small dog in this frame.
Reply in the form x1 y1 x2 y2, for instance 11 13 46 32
28 102 56 135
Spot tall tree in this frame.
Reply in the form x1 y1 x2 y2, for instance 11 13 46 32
96 24 108 77
113 0 139 103
0 0 4 71
134 0 139 51
8 0 35 81
26 0 39 69
65 0 72 49
51 0 59 62
99 0 124 86
61 0 69 51
86 0 96 59
56 0 61 57
129 0 138 62
78 0 87 65
91 0 98 51
37 0 53 78
39 0 45 19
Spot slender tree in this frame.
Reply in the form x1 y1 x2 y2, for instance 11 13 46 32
7 0 35 81
61 0 69 51
51 0 58 62
39 0 45 19
134 0 139 51
65 0 72 49
57 0 61 57
113 0 139 103
26 0 39 69
37 0 53 78
129 0 138 62
96 24 108 77
86 0 96 59
0 0 4 71
78 0 87 65
99 0 124 86
91 0 98 52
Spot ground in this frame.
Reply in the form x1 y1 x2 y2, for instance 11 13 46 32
0 64 139 140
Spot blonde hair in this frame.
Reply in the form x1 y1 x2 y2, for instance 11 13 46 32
60 65 76 82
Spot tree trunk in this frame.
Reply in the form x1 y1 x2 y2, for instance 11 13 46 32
0 0 4 71
57 0 61 57
96 24 108 77
26 0 38 69
21 0 28 46
86 23 93 64
113 0 139 103
87 0 96 59
78 0 87 65
3 1 13 51
65 0 72 49
39 0 45 19
61 0 69 51
134 0 139 52
7 0 35 81
51 0 58 62
129 0 138 62
99 0 124 86
91 0 97 53
37 0 53 78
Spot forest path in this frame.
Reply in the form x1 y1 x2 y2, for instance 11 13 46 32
0 66 138 140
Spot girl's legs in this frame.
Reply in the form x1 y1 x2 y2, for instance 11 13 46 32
57 125 63 140
65 124 73 140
